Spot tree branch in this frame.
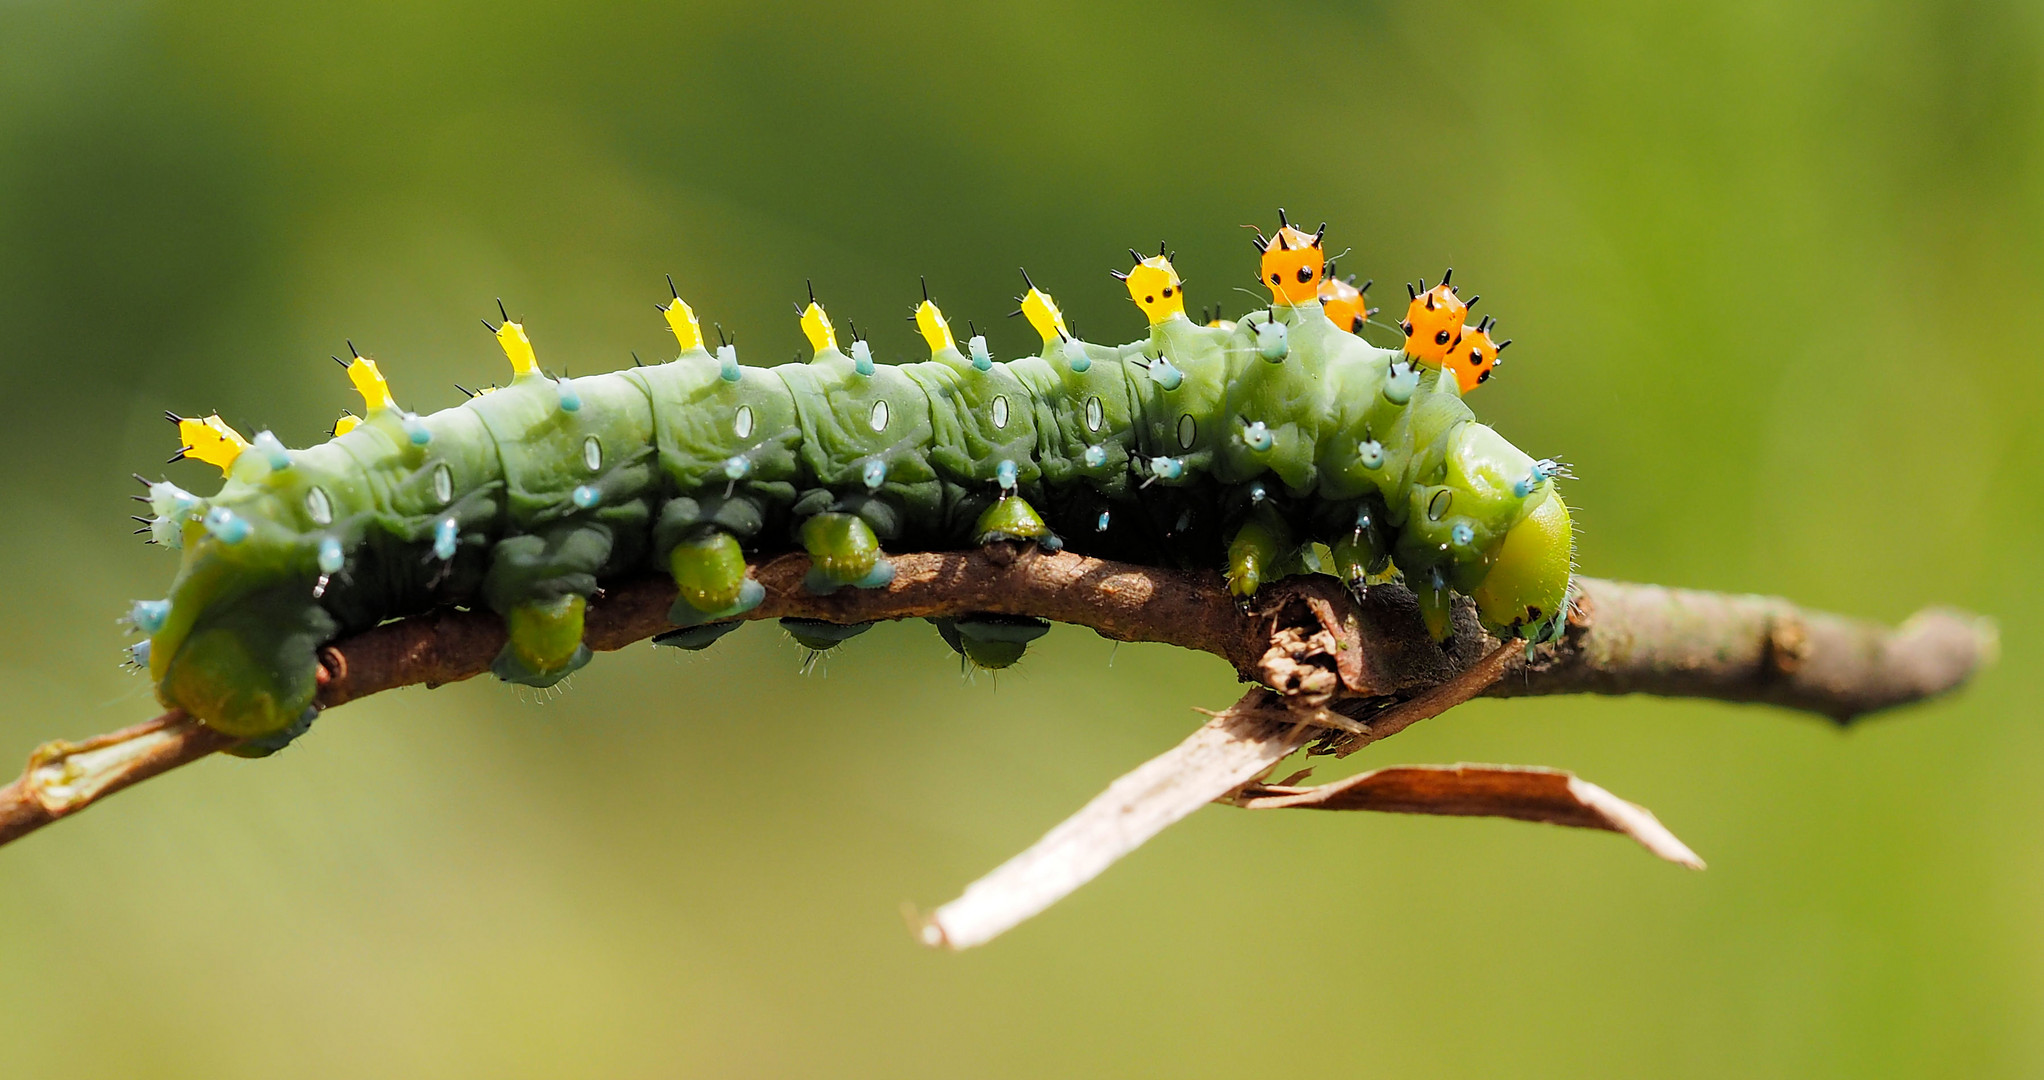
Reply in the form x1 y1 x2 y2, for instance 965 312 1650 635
0 549 1996 888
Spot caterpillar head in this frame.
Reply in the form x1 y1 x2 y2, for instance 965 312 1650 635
1471 487 1573 644
1113 244 1186 326
1318 264 1377 334
1447 315 1510 392
1251 210 1325 306
1400 270 1467 365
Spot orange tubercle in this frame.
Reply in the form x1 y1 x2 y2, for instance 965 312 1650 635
1447 316 1508 392
1399 272 1467 365
1318 271 1376 334
1254 213 1326 307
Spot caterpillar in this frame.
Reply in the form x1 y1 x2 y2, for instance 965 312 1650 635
128 212 1574 755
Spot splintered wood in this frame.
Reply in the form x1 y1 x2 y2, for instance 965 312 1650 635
1235 764 1704 869
920 694 1313 950
919 642 1700 949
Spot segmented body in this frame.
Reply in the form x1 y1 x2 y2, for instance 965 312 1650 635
132 216 1574 751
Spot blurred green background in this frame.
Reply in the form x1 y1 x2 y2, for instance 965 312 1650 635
1 1 2038 1076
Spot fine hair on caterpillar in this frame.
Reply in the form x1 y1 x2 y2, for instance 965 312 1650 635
128 211 1574 755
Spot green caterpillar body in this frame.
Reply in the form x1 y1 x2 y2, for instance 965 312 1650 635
132 218 1574 751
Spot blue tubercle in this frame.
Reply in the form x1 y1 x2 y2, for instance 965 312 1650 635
1064 340 1091 373
203 507 250 544
253 430 292 470
130 599 170 635
1384 361 1419 405
1256 319 1289 362
1148 357 1183 390
317 536 345 574
433 517 459 560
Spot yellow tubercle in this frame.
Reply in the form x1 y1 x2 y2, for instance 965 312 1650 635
177 415 249 475
333 413 362 437
663 297 703 352
799 301 838 355
1121 256 1186 326
1020 286 1069 345
914 299 955 356
496 320 538 378
345 356 397 412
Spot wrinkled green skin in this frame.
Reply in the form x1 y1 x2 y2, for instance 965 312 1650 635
143 298 1565 744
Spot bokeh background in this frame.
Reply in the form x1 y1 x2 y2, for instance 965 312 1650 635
2 1 2039 1076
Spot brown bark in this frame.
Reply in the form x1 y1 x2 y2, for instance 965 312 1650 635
0 549 1995 851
